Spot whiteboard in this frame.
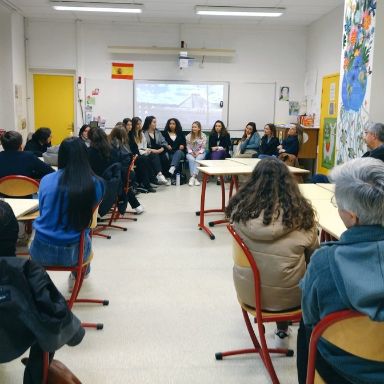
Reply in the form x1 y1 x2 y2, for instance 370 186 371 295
228 82 276 134
84 78 133 128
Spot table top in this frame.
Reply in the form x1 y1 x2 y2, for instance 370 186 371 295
227 158 310 174
3 198 39 218
197 165 253 176
298 184 334 200
316 183 335 192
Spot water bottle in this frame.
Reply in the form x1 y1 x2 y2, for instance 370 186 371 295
176 173 180 186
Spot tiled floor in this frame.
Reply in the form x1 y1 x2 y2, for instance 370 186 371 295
1 182 299 383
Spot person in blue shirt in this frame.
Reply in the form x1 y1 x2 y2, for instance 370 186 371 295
297 157 384 384
236 122 260 158
29 137 104 285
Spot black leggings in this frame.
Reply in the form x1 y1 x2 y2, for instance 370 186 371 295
23 344 54 384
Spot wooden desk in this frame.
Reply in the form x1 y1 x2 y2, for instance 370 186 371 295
227 158 310 175
196 163 307 240
3 198 39 219
196 166 251 240
316 183 335 193
298 184 345 240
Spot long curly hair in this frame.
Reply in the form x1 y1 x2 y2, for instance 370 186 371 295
226 157 315 230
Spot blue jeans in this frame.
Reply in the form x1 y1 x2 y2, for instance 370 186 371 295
169 150 185 168
30 233 92 268
186 153 206 176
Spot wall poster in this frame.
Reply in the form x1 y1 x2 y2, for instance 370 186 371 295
336 0 377 164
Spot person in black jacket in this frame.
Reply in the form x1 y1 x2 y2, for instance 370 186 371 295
0 257 85 384
163 118 186 175
0 131 54 180
24 127 52 157
259 123 280 157
207 120 231 160
0 200 18 256
362 122 384 162
88 127 144 214
278 124 301 157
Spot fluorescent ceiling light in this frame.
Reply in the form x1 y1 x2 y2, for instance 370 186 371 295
52 2 143 13
195 6 284 17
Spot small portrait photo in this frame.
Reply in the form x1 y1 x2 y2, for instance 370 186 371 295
279 86 290 101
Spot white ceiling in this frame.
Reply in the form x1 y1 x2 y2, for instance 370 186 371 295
2 0 344 26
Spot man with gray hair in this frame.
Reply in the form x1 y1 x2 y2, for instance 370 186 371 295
298 157 384 383
362 122 384 161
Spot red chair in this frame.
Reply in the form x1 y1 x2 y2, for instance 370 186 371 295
215 224 302 384
93 156 138 239
306 309 384 384
44 205 108 328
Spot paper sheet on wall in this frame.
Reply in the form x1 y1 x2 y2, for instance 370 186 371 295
304 70 317 97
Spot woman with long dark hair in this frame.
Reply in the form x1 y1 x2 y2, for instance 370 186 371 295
226 157 318 349
29 137 104 283
163 118 186 175
79 124 91 147
235 122 260 158
207 120 231 160
259 123 280 157
24 127 52 157
88 127 144 213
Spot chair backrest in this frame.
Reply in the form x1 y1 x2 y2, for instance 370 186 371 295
124 154 138 194
227 224 263 315
306 309 384 384
0 175 39 197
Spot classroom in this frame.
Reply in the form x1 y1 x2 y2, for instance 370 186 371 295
0 0 384 383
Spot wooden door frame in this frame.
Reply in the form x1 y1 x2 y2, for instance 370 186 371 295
27 69 77 138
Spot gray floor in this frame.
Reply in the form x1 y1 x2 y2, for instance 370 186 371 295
0 183 299 383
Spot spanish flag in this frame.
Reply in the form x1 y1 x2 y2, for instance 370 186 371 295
111 62 134 80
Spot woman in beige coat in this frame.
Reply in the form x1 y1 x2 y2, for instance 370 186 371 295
226 157 318 346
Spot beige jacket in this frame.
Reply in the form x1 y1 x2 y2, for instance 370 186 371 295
233 215 318 311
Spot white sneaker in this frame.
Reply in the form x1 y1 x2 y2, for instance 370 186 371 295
169 166 176 175
194 178 201 186
135 205 144 214
189 176 195 186
157 173 168 185
274 329 290 349
165 178 171 186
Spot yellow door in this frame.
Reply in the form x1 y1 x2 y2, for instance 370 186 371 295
317 73 339 174
33 74 74 146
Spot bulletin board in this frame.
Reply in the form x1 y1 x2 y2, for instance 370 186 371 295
228 82 276 133
84 78 133 128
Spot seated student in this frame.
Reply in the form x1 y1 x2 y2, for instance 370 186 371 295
29 137 104 287
258 123 280 158
298 157 384 384
312 122 384 183
0 200 19 257
235 122 260 158
162 118 186 175
131 116 169 186
78 124 91 147
0 256 84 384
88 127 144 214
24 127 52 157
207 120 231 160
226 157 318 348
185 121 207 187
278 123 301 157
122 117 132 134
143 115 172 181
0 131 54 180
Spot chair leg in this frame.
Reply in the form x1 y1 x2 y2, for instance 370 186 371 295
215 308 292 384
42 351 49 384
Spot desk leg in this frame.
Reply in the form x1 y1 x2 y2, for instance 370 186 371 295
208 175 228 227
197 173 215 240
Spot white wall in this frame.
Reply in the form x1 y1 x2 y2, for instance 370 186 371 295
0 6 14 132
306 5 344 125
26 19 307 131
369 0 384 123
11 13 28 140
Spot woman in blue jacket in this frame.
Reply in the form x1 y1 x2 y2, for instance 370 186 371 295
29 137 104 283
236 122 260 157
